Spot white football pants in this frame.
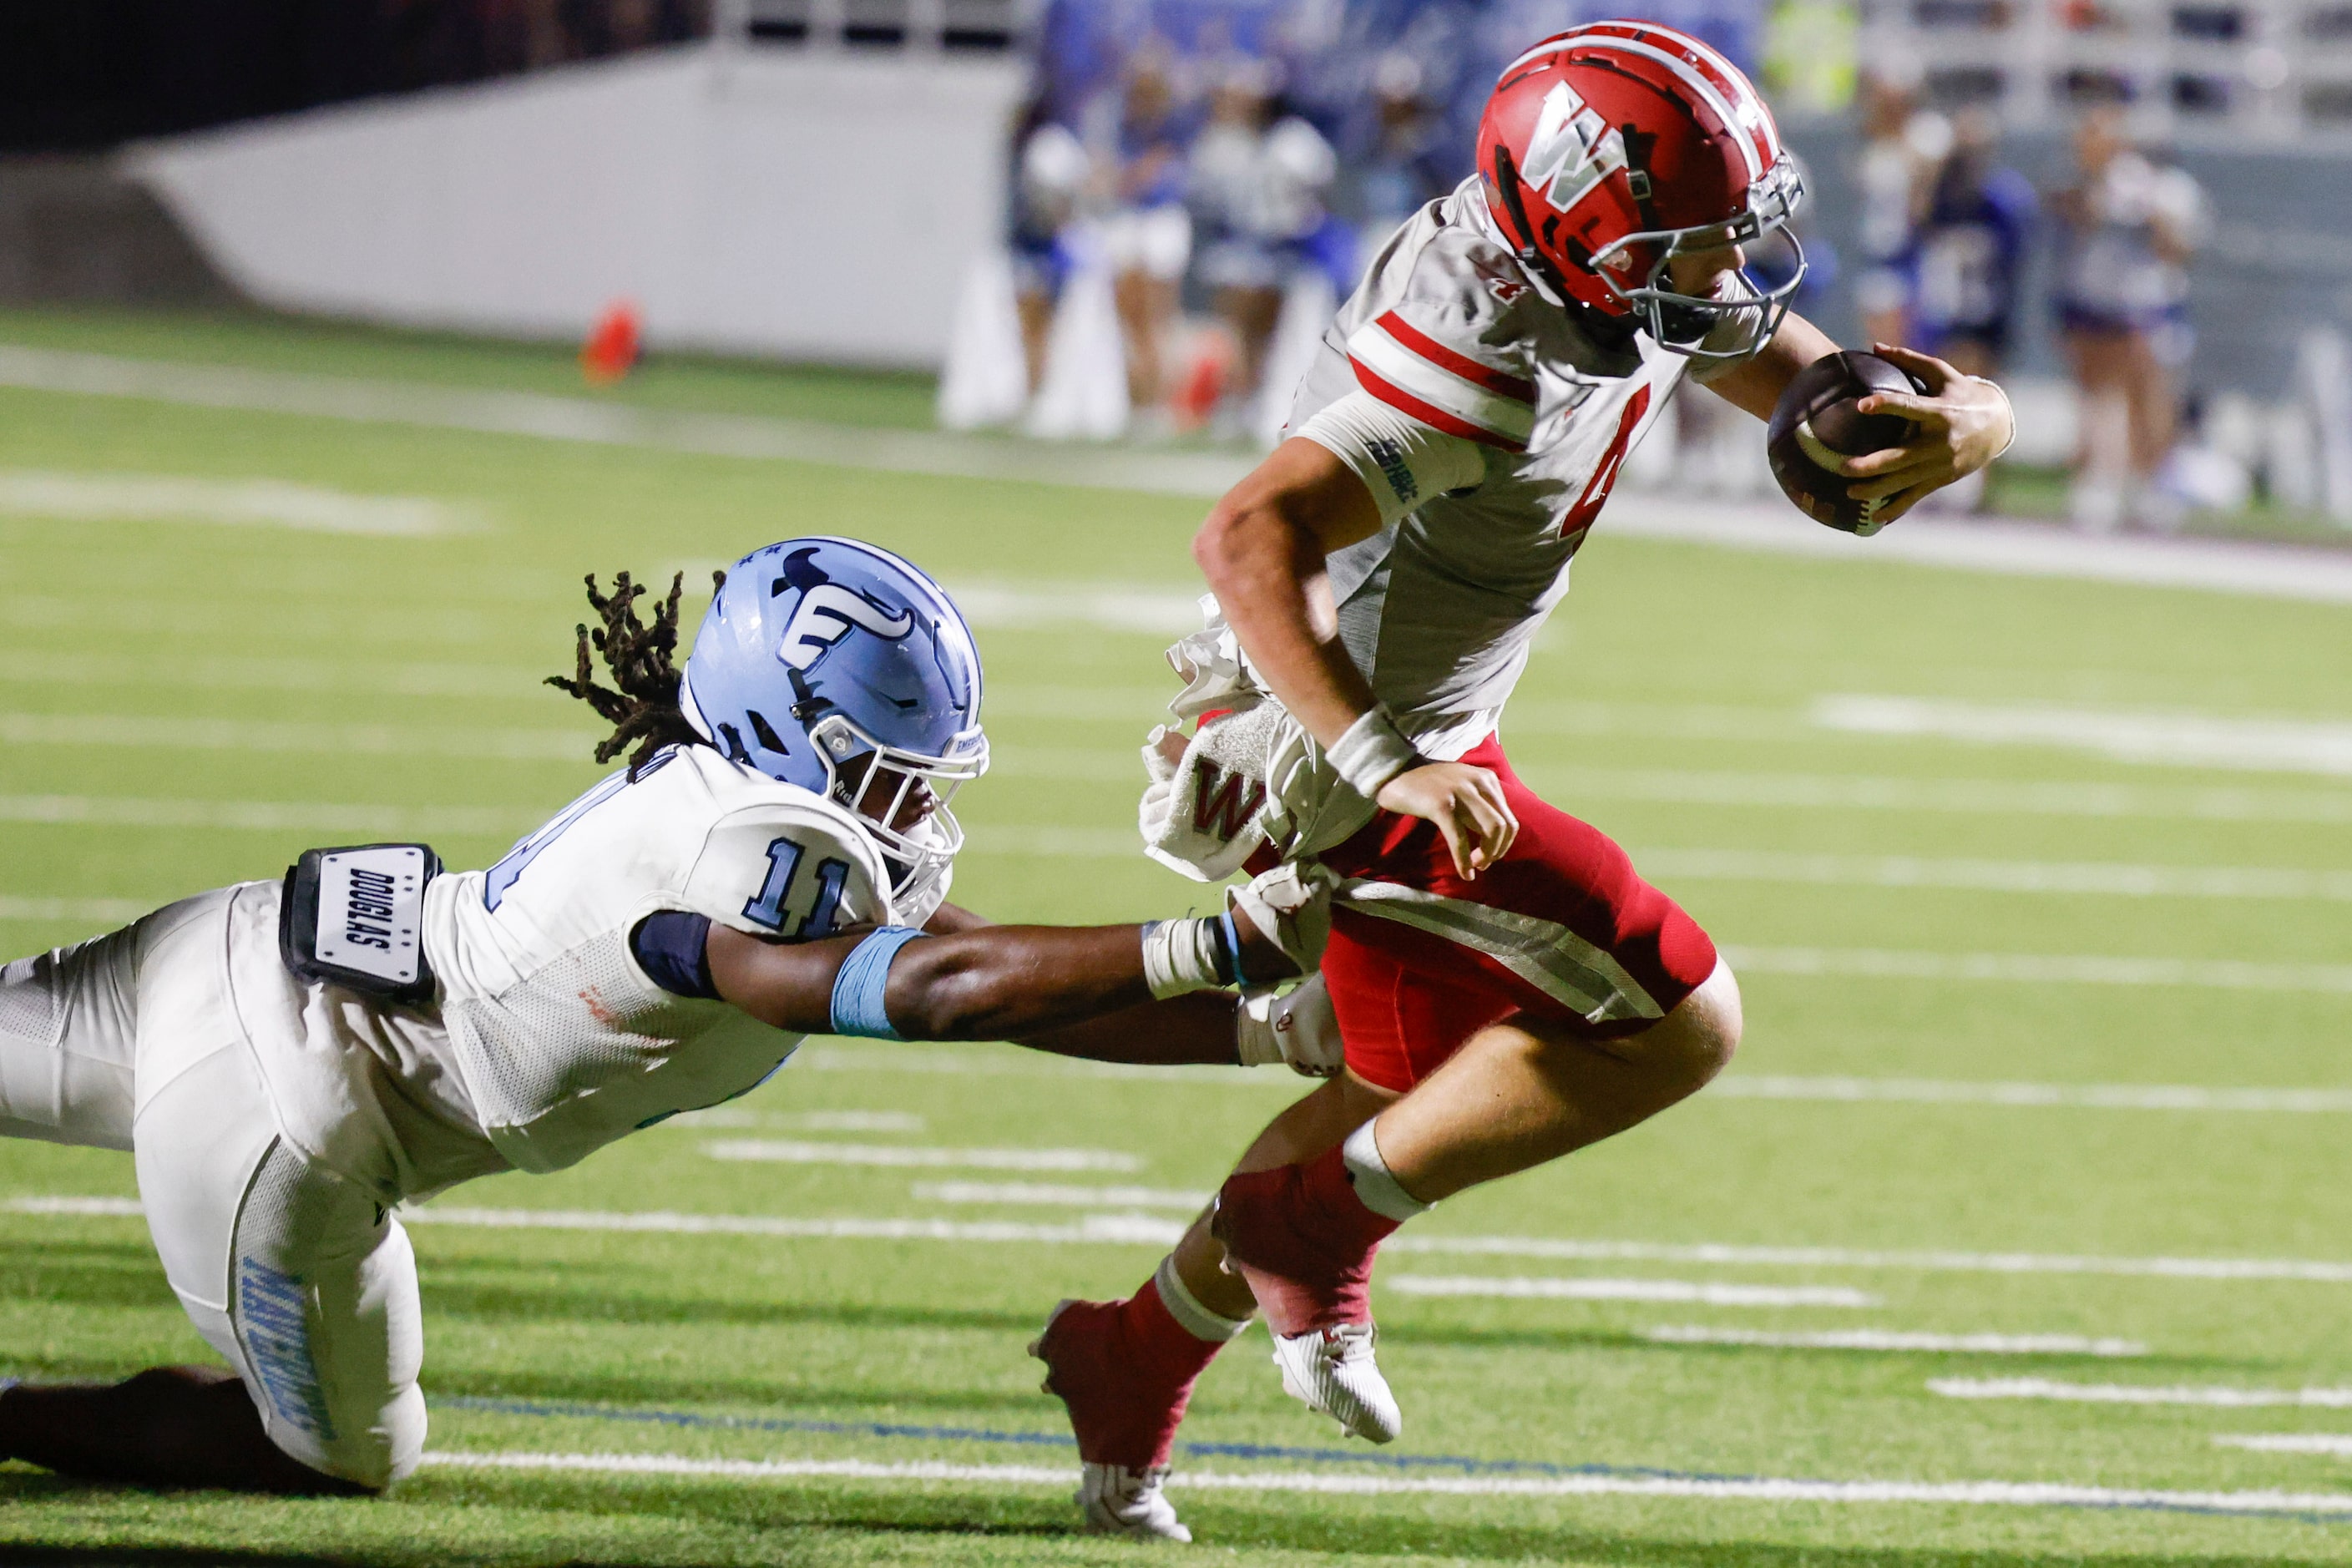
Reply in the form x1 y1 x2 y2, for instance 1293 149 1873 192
0 888 424 1487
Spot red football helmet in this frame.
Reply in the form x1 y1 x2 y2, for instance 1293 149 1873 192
1475 21 1805 360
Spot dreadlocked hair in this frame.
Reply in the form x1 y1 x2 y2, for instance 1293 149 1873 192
547 568 728 777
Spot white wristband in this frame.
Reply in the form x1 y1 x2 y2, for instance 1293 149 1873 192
1140 916 1236 999
1328 706 1421 800
1967 375 2016 461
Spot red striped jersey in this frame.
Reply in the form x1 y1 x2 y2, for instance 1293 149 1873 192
1282 175 1696 755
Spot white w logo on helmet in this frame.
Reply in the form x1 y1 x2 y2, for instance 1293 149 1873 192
1523 81 1626 215
776 584 915 670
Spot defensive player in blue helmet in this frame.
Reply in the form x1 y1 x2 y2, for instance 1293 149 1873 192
0 537 1338 1496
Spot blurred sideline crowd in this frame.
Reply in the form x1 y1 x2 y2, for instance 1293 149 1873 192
947 0 2262 534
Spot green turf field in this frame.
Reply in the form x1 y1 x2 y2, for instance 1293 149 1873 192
2 306 2349 1565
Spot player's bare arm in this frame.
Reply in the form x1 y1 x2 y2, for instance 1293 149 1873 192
1688 250 2017 524
1191 441 1519 879
702 894 1307 1056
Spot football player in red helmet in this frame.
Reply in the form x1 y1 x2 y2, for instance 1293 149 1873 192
1029 23 2015 1541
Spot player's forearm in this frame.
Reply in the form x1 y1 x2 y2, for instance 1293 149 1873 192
1194 476 1380 747
884 925 1159 1040
1702 309 1840 421
1016 992 1241 1065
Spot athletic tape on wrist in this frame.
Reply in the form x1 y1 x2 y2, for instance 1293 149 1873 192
828 926 928 1040
1968 375 2017 461
1328 706 1420 800
1140 916 1228 999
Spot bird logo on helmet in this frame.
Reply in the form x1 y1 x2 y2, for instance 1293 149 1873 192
1475 20 1807 361
680 537 987 906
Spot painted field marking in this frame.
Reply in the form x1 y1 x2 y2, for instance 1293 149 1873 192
670 1109 926 1133
1386 1276 1878 1308
1707 1078 2352 1113
962 827 2352 903
0 468 477 536
1720 945 2352 994
800 1047 2352 1117
14 1196 2352 1285
1643 1326 2145 1356
417 1447 2352 1518
1640 848 2352 903
15 344 2352 603
0 712 596 761
0 794 538 837
1816 695 2352 778
913 1181 1211 1210
1523 764 2352 824
2218 1435 2352 1456
701 1141 1143 1174
0 897 150 923
1933 1378 2352 1408
0 649 528 699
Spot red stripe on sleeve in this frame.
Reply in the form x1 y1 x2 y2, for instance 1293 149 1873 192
1350 359 1526 452
1373 312 1538 405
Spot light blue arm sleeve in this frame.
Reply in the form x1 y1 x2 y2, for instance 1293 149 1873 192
828 926 930 1040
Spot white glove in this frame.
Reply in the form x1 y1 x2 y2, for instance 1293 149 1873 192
1237 973 1344 1077
1227 860 1336 975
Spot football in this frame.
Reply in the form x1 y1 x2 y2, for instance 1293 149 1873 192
1765 351 1927 536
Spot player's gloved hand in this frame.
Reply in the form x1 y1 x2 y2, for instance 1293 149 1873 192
1832 344 2016 524
1375 761 1518 880
1227 861 1338 983
1236 973 1343 1076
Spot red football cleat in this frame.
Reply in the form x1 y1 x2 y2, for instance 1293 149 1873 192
1029 1296 1202 1540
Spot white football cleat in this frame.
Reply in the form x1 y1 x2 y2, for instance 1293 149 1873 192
1075 1461 1191 1542
1270 1323 1400 1444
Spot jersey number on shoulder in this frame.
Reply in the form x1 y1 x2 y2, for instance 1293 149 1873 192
741 837 849 939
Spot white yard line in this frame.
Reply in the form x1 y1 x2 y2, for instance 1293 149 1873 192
0 793 536 836
418 1448 2352 1515
1720 945 2352 994
1816 695 2352 778
1933 1378 2352 1408
668 1110 926 1133
14 1196 2352 1286
10 345 2352 602
0 897 151 923
0 712 596 761
1642 1326 2146 1356
1639 848 2352 902
0 468 477 536
1707 1078 2352 1113
912 1181 1211 1210
0 649 526 698
1386 1275 1877 1308
2217 1435 2352 1456
1525 765 2352 825
701 1141 1143 1174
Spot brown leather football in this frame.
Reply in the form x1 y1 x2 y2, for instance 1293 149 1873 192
1765 351 1925 536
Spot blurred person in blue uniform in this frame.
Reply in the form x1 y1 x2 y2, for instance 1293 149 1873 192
1349 55 1459 255
1089 44 1196 417
1188 58 1352 436
1911 109 2035 383
1009 107 1093 395
2051 104 2204 530
1852 62 1949 348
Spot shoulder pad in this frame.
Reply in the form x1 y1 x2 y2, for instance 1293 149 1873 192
680 761 896 938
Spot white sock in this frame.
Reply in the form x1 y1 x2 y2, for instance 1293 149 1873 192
1153 1253 1249 1343
1342 1120 1433 1222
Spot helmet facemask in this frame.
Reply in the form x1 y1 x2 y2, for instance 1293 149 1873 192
1591 156 1808 364
810 711 989 908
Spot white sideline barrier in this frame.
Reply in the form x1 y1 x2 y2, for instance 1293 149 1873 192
126 44 1024 369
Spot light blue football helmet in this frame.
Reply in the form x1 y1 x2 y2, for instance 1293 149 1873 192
680 537 987 904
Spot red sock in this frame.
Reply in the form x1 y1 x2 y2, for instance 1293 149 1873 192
1216 1145 1402 1335
1046 1274 1235 1469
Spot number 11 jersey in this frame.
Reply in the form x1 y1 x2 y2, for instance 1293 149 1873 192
418 742 913 1176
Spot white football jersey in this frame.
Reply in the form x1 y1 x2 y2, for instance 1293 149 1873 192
1288 175 1748 755
413 743 917 1175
